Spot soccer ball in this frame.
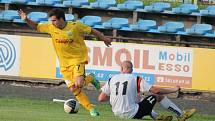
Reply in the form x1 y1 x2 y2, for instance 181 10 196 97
64 99 80 114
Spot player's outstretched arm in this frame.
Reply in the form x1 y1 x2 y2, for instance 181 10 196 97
18 9 38 30
98 92 109 102
150 85 181 95
91 29 112 47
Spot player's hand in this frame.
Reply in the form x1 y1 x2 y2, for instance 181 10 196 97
176 85 181 92
18 9 27 21
103 37 112 47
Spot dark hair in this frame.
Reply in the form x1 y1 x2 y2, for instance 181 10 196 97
48 8 66 21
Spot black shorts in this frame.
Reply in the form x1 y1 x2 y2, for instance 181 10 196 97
133 95 157 119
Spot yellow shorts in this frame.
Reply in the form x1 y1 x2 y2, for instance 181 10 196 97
60 64 85 87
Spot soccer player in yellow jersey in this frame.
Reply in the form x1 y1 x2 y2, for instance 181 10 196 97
18 8 112 116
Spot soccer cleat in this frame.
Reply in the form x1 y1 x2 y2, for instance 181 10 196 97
89 73 100 90
90 108 100 117
155 115 173 121
177 108 196 121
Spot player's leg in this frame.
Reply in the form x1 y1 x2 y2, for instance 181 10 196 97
73 64 99 116
135 95 173 121
133 95 157 119
61 65 99 116
86 73 100 90
68 84 99 116
177 109 196 121
76 64 100 90
156 95 182 116
156 95 196 121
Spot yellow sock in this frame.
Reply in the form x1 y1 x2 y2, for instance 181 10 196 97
84 75 93 86
73 88 93 111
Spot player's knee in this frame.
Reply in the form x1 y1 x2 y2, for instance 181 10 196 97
69 85 78 92
75 76 85 88
153 94 164 102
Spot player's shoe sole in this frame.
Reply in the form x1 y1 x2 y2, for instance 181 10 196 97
177 108 196 121
155 115 173 121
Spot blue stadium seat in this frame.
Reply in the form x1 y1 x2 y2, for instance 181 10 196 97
90 0 116 9
65 14 74 21
102 17 128 29
172 4 198 14
144 2 171 12
80 16 102 27
158 22 184 33
27 12 48 22
0 0 12 3
117 0 144 11
63 0 89 7
130 20 157 31
10 0 34 4
13 18 25 23
186 24 213 35
0 10 20 21
200 6 215 16
28 0 62 6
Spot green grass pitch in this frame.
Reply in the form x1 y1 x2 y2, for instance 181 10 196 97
0 98 214 121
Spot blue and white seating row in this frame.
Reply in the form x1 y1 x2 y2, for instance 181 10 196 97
27 0 64 7
102 17 129 29
0 10 20 21
1 0 62 6
172 4 198 14
78 16 215 37
12 11 48 23
130 20 157 31
1 0 215 17
158 22 185 34
117 0 144 11
63 0 89 8
2 0 34 4
0 10 214 38
186 24 215 37
0 10 74 23
90 0 116 9
79 15 101 27
200 6 215 16
144 2 171 13
81 17 215 37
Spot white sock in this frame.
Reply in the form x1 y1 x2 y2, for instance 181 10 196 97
159 96 182 116
151 110 158 119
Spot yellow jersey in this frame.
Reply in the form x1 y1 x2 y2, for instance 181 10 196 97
37 21 92 67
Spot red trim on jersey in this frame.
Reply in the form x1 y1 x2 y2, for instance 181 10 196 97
137 76 142 93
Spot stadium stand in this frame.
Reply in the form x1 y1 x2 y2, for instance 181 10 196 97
80 15 102 27
27 11 48 22
117 0 144 11
63 0 89 7
200 5 215 16
90 0 116 9
0 0 12 4
10 0 34 4
27 0 62 6
158 21 185 33
186 24 214 36
65 13 74 21
102 17 129 29
144 2 171 12
130 19 157 31
0 0 214 48
0 10 20 21
172 4 198 14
